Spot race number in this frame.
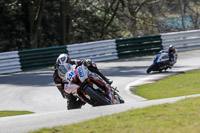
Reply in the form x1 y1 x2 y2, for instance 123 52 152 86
66 71 76 82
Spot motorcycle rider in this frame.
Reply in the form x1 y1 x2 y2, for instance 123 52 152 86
53 53 113 110
167 45 177 67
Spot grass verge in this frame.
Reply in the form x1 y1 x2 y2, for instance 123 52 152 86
30 97 200 133
0 110 33 117
133 69 200 99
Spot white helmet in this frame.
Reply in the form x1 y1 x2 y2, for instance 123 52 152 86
56 54 72 80
56 53 70 65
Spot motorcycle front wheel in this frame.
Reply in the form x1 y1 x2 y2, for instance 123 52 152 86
146 64 155 73
114 92 125 104
85 86 112 106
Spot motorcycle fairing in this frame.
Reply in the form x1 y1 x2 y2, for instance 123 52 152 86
152 52 169 70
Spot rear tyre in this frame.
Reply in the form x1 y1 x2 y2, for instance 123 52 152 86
67 95 83 110
85 86 112 106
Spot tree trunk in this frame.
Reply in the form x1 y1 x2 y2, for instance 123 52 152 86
29 0 45 49
127 0 147 36
179 0 185 30
28 2 35 48
60 0 71 45
99 1 120 40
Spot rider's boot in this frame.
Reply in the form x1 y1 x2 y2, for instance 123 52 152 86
88 66 113 85
104 78 113 85
97 72 113 85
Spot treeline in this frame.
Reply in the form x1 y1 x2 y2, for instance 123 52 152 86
0 0 199 52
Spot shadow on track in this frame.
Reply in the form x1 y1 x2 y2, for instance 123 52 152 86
0 69 54 87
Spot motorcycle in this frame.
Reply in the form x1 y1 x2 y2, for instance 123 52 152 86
146 50 177 73
64 64 125 107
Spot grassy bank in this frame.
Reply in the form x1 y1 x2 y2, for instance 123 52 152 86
30 69 200 133
30 97 200 133
0 110 33 117
133 69 200 99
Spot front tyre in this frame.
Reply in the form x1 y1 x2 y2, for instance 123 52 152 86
85 86 112 106
114 92 125 104
146 64 155 73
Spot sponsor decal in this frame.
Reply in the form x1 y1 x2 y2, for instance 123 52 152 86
78 67 84 77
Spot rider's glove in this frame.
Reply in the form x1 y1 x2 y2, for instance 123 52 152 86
82 59 92 67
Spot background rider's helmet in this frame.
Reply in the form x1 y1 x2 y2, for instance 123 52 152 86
168 45 176 54
56 54 72 80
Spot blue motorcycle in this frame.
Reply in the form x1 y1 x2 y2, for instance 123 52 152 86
146 50 176 73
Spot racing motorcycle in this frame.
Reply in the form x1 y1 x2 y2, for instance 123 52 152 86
64 64 125 106
146 50 177 73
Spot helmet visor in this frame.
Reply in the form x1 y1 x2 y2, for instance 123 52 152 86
58 64 73 80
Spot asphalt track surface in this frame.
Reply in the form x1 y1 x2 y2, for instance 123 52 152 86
0 50 200 133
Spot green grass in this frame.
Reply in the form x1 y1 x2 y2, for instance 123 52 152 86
133 69 200 99
0 110 33 117
30 97 200 133
30 69 200 133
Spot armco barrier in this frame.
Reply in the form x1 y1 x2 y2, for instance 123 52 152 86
116 34 163 58
161 29 200 51
19 46 67 71
67 39 118 62
0 51 22 74
1 29 200 74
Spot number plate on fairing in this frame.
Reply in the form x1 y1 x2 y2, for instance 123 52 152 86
77 66 89 82
78 67 84 77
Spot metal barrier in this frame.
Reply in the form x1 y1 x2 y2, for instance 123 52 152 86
0 29 200 74
0 51 21 74
67 39 118 62
116 34 162 58
19 46 68 71
161 29 200 51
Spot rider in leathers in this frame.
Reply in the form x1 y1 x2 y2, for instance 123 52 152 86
167 45 177 67
53 53 113 110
